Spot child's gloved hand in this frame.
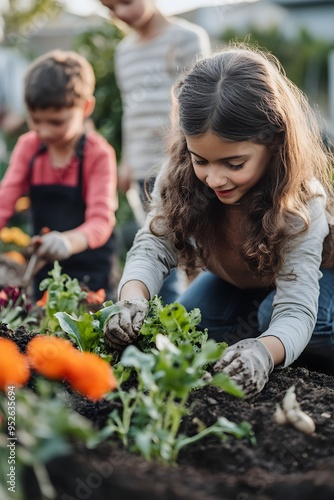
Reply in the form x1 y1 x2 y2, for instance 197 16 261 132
213 338 274 398
34 231 72 262
104 298 149 351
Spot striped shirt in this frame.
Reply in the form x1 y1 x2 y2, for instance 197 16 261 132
115 18 211 181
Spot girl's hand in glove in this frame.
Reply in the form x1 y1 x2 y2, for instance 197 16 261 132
213 338 274 398
104 298 149 351
33 231 72 262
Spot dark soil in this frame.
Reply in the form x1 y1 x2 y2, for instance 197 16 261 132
3 325 334 500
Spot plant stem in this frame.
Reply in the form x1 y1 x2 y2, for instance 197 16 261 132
176 423 225 454
119 389 140 447
32 463 57 499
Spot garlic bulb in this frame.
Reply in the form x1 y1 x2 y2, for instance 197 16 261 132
274 385 315 435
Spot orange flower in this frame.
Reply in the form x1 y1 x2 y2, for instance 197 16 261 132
3 251 26 265
65 351 117 400
26 335 117 400
0 338 30 391
36 290 48 308
86 288 106 305
26 335 74 380
15 196 31 213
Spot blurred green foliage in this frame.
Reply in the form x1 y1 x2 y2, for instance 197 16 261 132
3 0 63 49
220 26 334 111
74 20 124 161
74 21 136 253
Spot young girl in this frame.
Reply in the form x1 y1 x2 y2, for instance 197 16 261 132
104 45 334 397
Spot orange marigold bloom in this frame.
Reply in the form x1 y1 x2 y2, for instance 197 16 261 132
15 196 31 213
26 335 74 380
36 290 48 308
3 251 26 265
0 338 30 391
65 351 117 400
86 288 106 304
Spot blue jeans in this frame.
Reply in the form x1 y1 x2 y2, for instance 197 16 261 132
177 270 334 360
258 268 334 361
158 268 182 305
177 271 272 345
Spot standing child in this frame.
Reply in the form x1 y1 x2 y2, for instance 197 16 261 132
0 50 118 298
100 0 211 303
103 45 334 397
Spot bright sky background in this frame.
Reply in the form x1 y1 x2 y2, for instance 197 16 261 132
60 0 259 17
0 1 259 18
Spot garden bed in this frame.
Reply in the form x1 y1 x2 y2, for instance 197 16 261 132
4 324 334 500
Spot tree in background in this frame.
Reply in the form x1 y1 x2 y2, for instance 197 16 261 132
220 26 334 120
2 0 63 50
74 21 124 161
75 22 134 246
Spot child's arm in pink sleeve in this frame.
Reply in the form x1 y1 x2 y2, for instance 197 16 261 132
76 142 118 249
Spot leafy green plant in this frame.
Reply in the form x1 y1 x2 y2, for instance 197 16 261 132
0 286 37 329
54 295 207 359
139 296 208 351
102 335 252 464
0 379 99 499
38 261 87 333
55 302 121 357
51 295 254 464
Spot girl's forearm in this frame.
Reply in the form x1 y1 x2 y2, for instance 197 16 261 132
259 336 285 366
119 280 150 301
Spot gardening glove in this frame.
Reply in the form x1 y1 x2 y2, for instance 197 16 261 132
34 231 72 262
104 298 149 351
213 338 274 398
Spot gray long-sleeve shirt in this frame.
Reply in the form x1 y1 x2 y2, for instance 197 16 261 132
119 182 329 367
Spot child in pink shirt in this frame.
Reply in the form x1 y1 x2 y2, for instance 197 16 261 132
0 50 118 298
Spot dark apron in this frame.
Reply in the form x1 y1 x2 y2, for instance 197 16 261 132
29 134 115 298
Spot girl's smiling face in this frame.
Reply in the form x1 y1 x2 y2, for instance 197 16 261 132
186 132 271 204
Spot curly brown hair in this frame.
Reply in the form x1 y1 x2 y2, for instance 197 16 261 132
149 45 334 282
